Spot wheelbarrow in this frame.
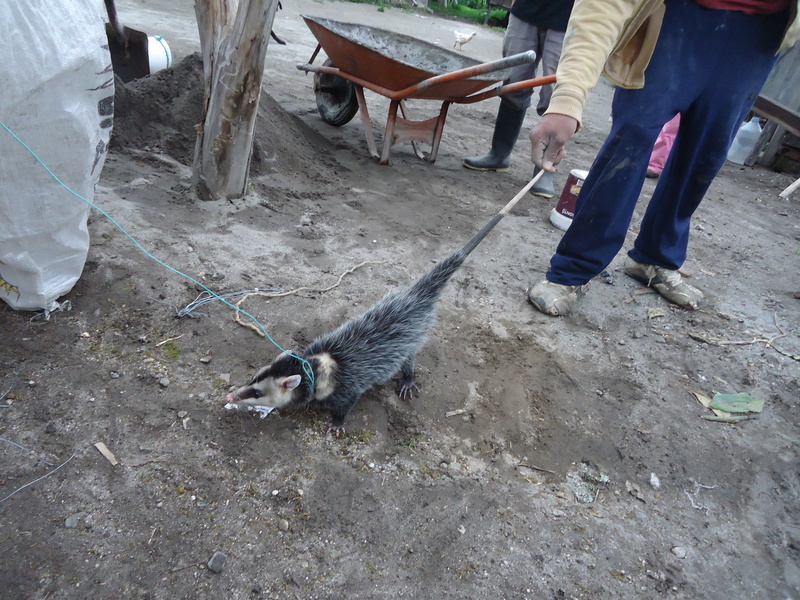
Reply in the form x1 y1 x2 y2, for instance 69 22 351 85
297 15 556 165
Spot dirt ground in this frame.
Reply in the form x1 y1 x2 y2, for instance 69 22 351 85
2 1 799 598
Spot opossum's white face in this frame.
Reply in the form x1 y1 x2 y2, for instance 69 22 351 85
224 359 302 409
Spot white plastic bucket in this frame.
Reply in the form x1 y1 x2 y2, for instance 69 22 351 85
147 35 173 74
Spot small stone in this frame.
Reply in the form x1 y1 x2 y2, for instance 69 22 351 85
65 514 81 528
159 378 170 388
220 373 231 384
177 411 188 419
278 519 289 532
199 356 212 364
551 509 566 518
207 551 227 573
110 372 120 379
649 473 661 489
671 546 687 559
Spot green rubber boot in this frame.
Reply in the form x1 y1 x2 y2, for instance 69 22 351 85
463 101 527 172
531 166 555 198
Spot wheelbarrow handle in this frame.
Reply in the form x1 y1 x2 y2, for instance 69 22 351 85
406 50 536 96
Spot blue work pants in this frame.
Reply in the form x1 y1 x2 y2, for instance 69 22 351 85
547 0 788 285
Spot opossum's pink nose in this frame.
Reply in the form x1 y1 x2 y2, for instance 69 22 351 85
224 393 236 404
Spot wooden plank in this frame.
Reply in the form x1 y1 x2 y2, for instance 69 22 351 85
752 96 800 137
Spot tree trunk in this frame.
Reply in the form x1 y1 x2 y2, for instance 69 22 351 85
193 0 280 200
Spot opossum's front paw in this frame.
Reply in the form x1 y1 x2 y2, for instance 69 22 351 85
326 423 345 436
327 415 346 436
397 380 419 400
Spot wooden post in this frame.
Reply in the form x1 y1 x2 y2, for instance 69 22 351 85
193 0 280 200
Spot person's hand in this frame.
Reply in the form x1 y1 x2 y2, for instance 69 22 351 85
529 114 579 171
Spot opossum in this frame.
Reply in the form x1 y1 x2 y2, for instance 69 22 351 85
225 174 542 432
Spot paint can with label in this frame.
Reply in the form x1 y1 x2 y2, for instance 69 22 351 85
549 168 589 231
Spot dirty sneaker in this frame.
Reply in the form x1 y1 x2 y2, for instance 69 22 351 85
623 256 704 309
527 279 589 316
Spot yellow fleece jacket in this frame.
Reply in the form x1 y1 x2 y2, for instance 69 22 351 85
546 0 800 125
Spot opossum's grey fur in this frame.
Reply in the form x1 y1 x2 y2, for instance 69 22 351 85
226 214 504 431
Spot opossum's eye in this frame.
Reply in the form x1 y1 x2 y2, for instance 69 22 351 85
252 390 263 399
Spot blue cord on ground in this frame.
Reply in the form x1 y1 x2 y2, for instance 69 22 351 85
0 119 315 390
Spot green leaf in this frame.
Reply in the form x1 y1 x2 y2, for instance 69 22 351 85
709 392 764 413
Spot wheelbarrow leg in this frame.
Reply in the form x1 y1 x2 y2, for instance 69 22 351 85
382 100 452 165
381 100 401 165
354 85 379 160
427 101 451 164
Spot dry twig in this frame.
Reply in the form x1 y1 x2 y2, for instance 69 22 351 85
687 312 798 361
234 260 385 336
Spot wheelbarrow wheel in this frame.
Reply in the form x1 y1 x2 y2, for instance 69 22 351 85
314 60 359 127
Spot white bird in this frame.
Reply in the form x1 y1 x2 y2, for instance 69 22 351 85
454 30 476 51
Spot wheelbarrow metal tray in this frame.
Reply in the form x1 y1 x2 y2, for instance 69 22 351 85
302 15 510 99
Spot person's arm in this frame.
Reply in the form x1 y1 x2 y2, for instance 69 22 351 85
530 0 643 170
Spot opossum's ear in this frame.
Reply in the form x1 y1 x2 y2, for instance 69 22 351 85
280 375 302 391
275 350 295 362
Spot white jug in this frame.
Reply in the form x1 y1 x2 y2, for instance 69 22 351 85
727 119 762 165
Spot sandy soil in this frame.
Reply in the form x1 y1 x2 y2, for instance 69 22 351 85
2 1 799 599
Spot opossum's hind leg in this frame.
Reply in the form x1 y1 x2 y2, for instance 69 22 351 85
395 356 419 400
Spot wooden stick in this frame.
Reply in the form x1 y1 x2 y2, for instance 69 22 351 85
778 175 800 198
500 169 546 215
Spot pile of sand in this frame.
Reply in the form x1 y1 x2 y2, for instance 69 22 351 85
110 53 336 177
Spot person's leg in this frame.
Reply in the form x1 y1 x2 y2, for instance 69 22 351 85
647 114 681 177
527 88 672 314
500 14 542 111
530 28 565 197
548 0 787 284
528 0 786 315
535 28 565 116
630 6 786 270
544 90 674 286
463 15 540 171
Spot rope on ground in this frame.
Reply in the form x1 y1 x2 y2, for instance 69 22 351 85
0 118 318 389
0 453 76 505
0 437 55 466
234 260 385 336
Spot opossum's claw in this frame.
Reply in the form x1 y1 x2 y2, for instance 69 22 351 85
397 381 419 400
327 413 347 436
326 422 345 436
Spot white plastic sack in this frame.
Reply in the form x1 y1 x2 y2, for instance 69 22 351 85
0 1 113 311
